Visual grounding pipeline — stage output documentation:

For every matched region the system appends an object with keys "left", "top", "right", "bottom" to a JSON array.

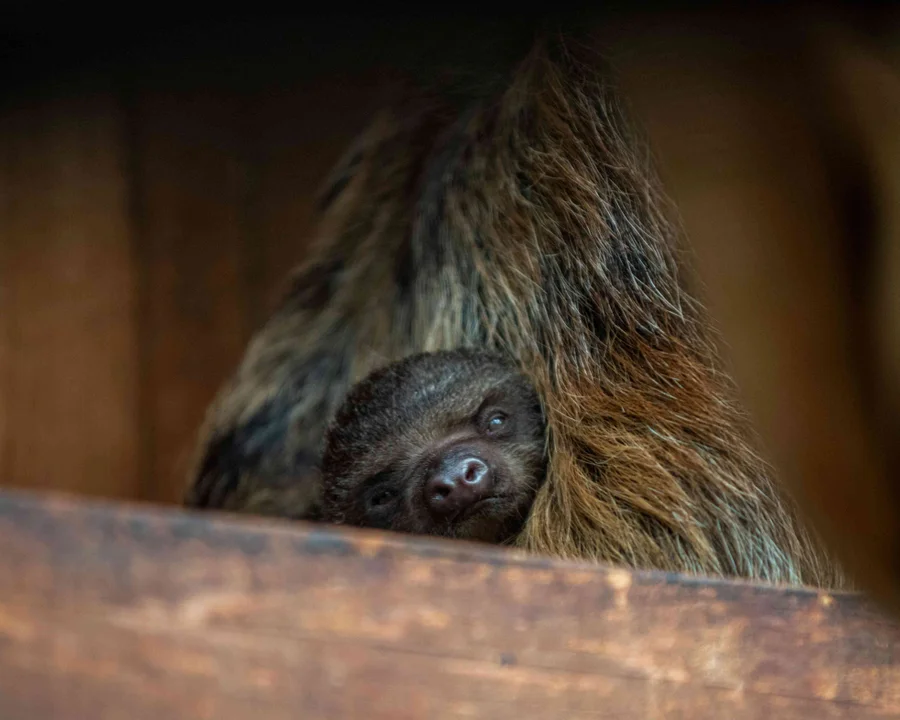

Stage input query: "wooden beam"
[{"left": 0, "top": 489, "right": 897, "bottom": 718}]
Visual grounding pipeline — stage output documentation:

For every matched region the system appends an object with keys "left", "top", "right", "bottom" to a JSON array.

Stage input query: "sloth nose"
[{"left": 424, "top": 457, "right": 492, "bottom": 518}]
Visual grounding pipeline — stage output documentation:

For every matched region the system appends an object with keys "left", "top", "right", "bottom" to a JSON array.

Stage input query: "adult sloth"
[{"left": 184, "top": 40, "right": 841, "bottom": 589}]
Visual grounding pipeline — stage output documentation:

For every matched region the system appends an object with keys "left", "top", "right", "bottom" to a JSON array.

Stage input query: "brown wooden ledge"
[{"left": 0, "top": 488, "right": 897, "bottom": 719}]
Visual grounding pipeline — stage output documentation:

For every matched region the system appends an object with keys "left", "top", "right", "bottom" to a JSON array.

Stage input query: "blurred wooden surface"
[
  {"left": 0, "top": 91, "right": 140, "bottom": 500},
  {"left": 0, "top": 487, "right": 897, "bottom": 719},
  {"left": 0, "top": 61, "right": 382, "bottom": 505}
]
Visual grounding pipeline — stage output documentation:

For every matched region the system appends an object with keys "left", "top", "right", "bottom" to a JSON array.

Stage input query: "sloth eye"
[
  {"left": 368, "top": 487, "right": 399, "bottom": 509},
  {"left": 485, "top": 412, "right": 508, "bottom": 433}
]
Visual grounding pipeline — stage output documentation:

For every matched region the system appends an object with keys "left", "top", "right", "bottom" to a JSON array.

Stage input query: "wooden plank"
[
  {"left": 0, "top": 92, "right": 139, "bottom": 500},
  {"left": 0, "top": 488, "right": 898, "bottom": 719},
  {"left": 132, "top": 91, "right": 252, "bottom": 505},
  {"left": 0, "top": 114, "right": 9, "bottom": 486}
]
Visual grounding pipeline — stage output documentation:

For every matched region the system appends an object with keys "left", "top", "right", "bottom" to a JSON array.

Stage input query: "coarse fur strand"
[{"left": 185, "top": 40, "right": 844, "bottom": 589}]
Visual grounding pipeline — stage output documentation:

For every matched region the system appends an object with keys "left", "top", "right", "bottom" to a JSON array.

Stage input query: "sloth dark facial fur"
[{"left": 321, "top": 349, "right": 547, "bottom": 544}]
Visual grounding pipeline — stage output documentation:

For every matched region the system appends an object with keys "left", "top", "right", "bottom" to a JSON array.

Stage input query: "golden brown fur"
[{"left": 184, "top": 41, "right": 843, "bottom": 588}]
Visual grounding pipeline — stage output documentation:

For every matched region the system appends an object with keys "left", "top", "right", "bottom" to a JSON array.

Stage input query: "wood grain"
[
  {"left": 0, "top": 113, "right": 9, "bottom": 487},
  {"left": 132, "top": 91, "right": 252, "bottom": 505},
  {"left": 0, "top": 91, "right": 139, "bottom": 499},
  {"left": 0, "top": 488, "right": 898, "bottom": 719}
]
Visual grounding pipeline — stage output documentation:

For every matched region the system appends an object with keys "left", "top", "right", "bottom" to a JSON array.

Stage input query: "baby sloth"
[{"left": 321, "top": 349, "right": 547, "bottom": 544}]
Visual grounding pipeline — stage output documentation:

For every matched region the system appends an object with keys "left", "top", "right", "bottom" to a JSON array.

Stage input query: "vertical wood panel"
[
  {"left": 0, "top": 92, "right": 139, "bottom": 499},
  {"left": 133, "top": 92, "right": 251, "bottom": 504},
  {"left": 0, "top": 118, "right": 9, "bottom": 485}
]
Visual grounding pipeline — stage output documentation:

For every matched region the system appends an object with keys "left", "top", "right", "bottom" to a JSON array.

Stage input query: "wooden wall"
[{"left": 0, "top": 58, "right": 385, "bottom": 505}]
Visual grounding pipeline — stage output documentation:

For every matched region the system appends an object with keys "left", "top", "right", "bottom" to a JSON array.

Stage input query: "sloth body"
[{"left": 186, "top": 42, "right": 842, "bottom": 588}]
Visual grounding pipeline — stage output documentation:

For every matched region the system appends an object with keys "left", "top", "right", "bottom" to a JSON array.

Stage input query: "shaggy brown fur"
[{"left": 184, "top": 41, "right": 843, "bottom": 588}]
